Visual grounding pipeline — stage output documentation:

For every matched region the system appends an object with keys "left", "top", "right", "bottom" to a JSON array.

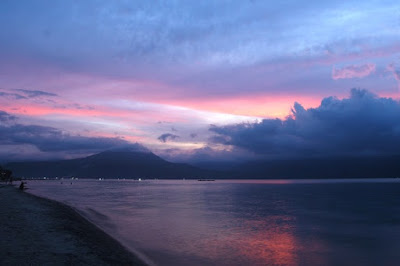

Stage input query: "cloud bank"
[
  {"left": 0, "top": 110, "right": 129, "bottom": 155},
  {"left": 210, "top": 89, "right": 400, "bottom": 159}
]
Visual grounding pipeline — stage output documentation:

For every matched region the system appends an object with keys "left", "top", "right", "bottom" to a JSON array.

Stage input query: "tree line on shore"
[{"left": 0, "top": 165, "right": 13, "bottom": 183}]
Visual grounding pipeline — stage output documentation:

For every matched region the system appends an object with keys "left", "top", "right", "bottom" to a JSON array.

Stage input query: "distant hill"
[
  {"left": 7, "top": 150, "right": 400, "bottom": 179},
  {"left": 228, "top": 155, "right": 400, "bottom": 179},
  {"left": 6, "top": 151, "right": 214, "bottom": 179}
]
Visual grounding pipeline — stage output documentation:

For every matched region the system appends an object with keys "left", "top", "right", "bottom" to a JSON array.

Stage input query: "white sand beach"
[{"left": 0, "top": 184, "right": 146, "bottom": 266}]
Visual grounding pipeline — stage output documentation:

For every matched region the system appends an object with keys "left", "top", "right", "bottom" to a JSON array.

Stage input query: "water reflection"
[
  {"left": 26, "top": 179, "right": 400, "bottom": 266},
  {"left": 237, "top": 217, "right": 297, "bottom": 265}
]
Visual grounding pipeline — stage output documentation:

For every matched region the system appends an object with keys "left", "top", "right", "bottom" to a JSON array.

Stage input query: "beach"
[{"left": 0, "top": 184, "right": 146, "bottom": 266}]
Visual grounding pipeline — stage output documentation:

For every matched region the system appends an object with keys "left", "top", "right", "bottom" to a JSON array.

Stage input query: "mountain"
[
  {"left": 8, "top": 150, "right": 400, "bottom": 179},
  {"left": 6, "top": 151, "right": 214, "bottom": 179}
]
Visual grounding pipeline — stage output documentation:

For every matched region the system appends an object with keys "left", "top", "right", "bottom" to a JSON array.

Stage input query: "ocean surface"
[{"left": 26, "top": 179, "right": 400, "bottom": 266}]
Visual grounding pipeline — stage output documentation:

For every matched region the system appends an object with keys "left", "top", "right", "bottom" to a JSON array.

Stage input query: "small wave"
[
  {"left": 81, "top": 207, "right": 118, "bottom": 231},
  {"left": 86, "top": 207, "right": 111, "bottom": 220}
]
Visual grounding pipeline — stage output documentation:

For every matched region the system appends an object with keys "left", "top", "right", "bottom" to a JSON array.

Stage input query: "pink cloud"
[
  {"left": 164, "top": 93, "right": 322, "bottom": 119},
  {"left": 332, "top": 63, "right": 376, "bottom": 80}
]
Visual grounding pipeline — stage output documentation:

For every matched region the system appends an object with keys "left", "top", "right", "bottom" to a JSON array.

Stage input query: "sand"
[{"left": 0, "top": 184, "right": 146, "bottom": 266}]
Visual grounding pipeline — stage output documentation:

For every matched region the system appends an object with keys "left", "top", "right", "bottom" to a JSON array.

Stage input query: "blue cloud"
[
  {"left": 1, "top": 0, "right": 399, "bottom": 99},
  {"left": 0, "top": 111, "right": 129, "bottom": 152},
  {"left": 210, "top": 89, "right": 400, "bottom": 158}
]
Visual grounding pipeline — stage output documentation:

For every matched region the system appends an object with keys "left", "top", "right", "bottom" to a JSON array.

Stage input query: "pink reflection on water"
[
  {"left": 26, "top": 179, "right": 338, "bottom": 265},
  {"left": 233, "top": 217, "right": 328, "bottom": 265},
  {"left": 238, "top": 216, "right": 298, "bottom": 265}
]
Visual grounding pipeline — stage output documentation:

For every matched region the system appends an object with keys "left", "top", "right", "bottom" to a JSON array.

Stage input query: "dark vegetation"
[{"left": 0, "top": 165, "right": 13, "bottom": 182}]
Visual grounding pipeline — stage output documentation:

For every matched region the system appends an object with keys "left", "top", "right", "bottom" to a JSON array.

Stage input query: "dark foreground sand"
[{"left": 0, "top": 184, "right": 146, "bottom": 266}]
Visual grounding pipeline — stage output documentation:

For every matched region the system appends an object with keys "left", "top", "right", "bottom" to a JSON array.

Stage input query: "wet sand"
[{"left": 0, "top": 184, "right": 146, "bottom": 265}]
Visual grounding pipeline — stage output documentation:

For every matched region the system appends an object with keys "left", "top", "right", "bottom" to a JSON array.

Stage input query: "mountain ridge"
[
  {"left": 6, "top": 151, "right": 400, "bottom": 179},
  {"left": 6, "top": 150, "right": 214, "bottom": 179}
]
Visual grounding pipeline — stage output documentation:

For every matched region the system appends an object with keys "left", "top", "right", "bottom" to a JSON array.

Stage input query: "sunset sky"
[{"left": 1, "top": 0, "right": 400, "bottom": 162}]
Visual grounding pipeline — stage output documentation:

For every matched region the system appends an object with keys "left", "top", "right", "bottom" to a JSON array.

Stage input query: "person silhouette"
[{"left": 19, "top": 181, "right": 25, "bottom": 190}]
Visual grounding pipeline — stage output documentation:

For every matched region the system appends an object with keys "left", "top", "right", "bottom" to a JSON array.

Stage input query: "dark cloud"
[
  {"left": 156, "top": 146, "right": 256, "bottom": 169},
  {"left": 0, "top": 91, "right": 27, "bottom": 100},
  {"left": 0, "top": 119, "right": 129, "bottom": 152},
  {"left": 0, "top": 110, "right": 17, "bottom": 122},
  {"left": 178, "top": 146, "right": 250, "bottom": 162},
  {"left": 158, "top": 133, "right": 179, "bottom": 143},
  {"left": 107, "top": 143, "right": 150, "bottom": 153},
  {"left": 15, "top": 89, "right": 58, "bottom": 98},
  {"left": 0, "top": 89, "right": 57, "bottom": 100},
  {"left": 190, "top": 133, "right": 198, "bottom": 138},
  {"left": 210, "top": 89, "right": 400, "bottom": 158}
]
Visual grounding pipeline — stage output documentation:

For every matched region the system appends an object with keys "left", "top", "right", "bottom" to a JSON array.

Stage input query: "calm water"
[{"left": 26, "top": 179, "right": 400, "bottom": 266}]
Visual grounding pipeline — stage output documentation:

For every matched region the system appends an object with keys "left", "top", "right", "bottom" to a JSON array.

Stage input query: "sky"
[{"left": 1, "top": 0, "right": 400, "bottom": 163}]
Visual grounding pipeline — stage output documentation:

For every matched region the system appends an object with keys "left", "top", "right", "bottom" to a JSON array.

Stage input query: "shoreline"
[{"left": 0, "top": 184, "right": 147, "bottom": 265}]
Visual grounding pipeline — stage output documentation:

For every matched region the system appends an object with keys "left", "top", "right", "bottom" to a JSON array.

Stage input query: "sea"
[{"left": 26, "top": 179, "right": 400, "bottom": 266}]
